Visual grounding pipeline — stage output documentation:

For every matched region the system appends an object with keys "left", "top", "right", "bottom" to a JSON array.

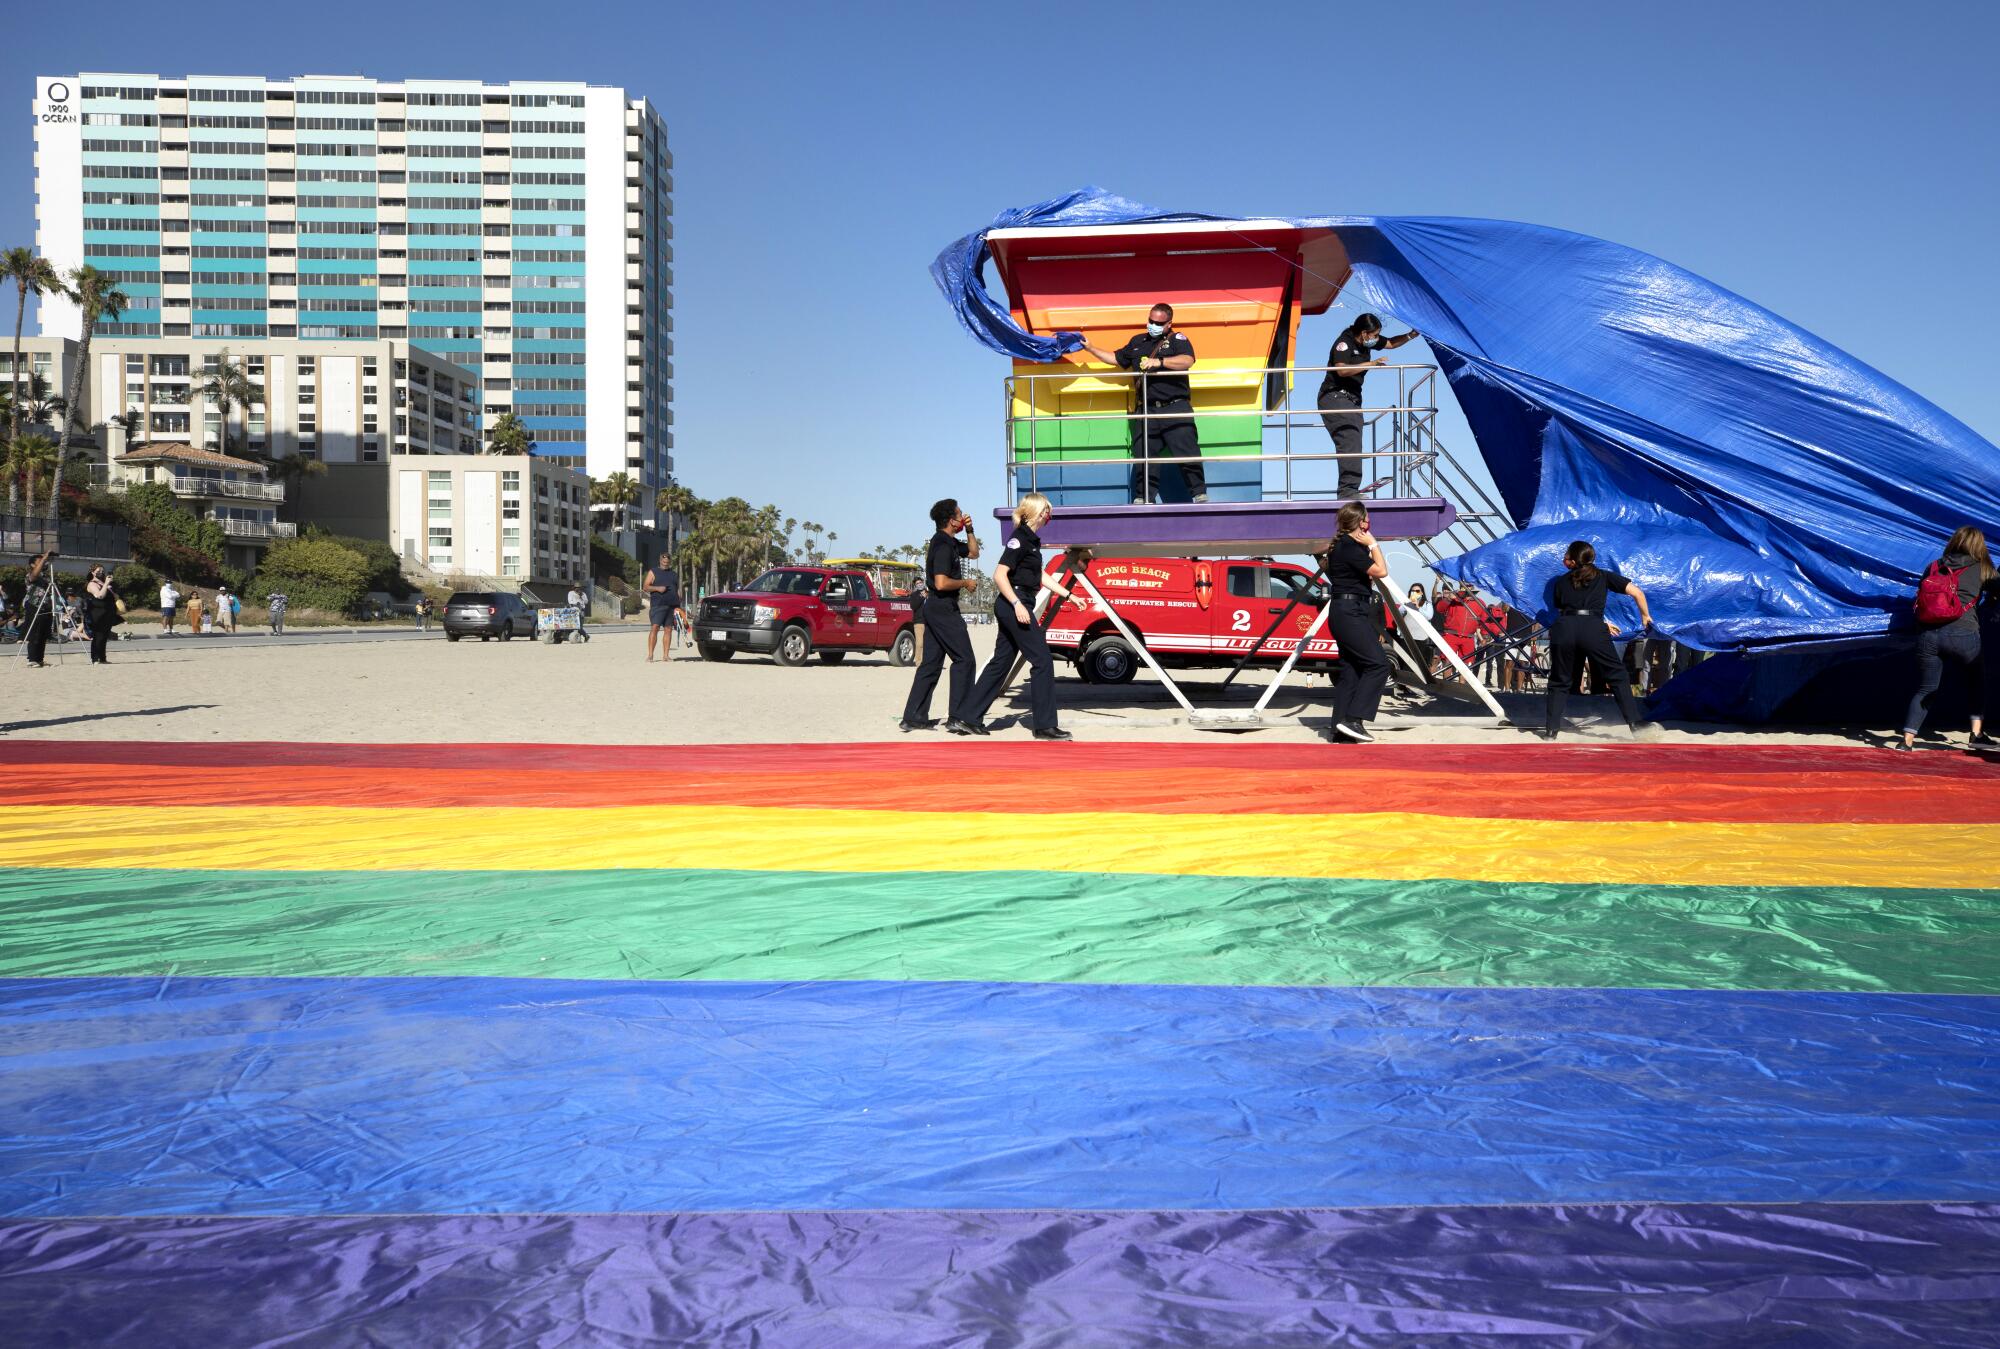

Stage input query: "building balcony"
[
  {"left": 214, "top": 517, "right": 298, "bottom": 540},
  {"left": 115, "top": 475, "right": 286, "bottom": 502}
]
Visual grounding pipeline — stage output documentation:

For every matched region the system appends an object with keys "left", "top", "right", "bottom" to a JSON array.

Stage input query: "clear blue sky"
[{"left": 8, "top": 0, "right": 1997, "bottom": 561}]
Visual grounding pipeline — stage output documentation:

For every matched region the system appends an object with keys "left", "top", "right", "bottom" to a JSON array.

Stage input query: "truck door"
[
  {"left": 819, "top": 573, "right": 859, "bottom": 645},
  {"left": 1221, "top": 564, "right": 1287, "bottom": 657},
  {"left": 846, "top": 574, "right": 888, "bottom": 648}
]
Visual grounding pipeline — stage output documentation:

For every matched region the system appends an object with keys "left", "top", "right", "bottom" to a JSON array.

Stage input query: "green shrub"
[
  {"left": 591, "top": 536, "right": 641, "bottom": 588},
  {"left": 112, "top": 562, "right": 160, "bottom": 599},
  {"left": 121, "top": 483, "right": 226, "bottom": 572},
  {"left": 301, "top": 527, "right": 412, "bottom": 597},
  {"left": 253, "top": 536, "right": 373, "bottom": 615}
]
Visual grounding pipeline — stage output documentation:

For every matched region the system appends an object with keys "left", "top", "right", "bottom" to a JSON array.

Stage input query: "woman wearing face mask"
[
  {"left": 1319, "top": 502, "right": 1393, "bottom": 743},
  {"left": 1319, "top": 313, "right": 1419, "bottom": 499},
  {"left": 961, "top": 492, "right": 1079, "bottom": 740},
  {"left": 84, "top": 565, "right": 121, "bottom": 664}
]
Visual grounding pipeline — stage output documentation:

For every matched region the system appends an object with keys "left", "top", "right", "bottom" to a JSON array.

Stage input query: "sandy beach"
[{"left": 1, "top": 622, "right": 1891, "bottom": 747}]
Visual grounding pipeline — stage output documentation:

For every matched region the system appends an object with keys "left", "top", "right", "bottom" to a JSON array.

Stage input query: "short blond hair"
[{"left": 1014, "top": 492, "right": 1052, "bottom": 526}]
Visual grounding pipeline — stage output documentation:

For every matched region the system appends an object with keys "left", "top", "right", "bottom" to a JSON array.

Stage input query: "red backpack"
[{"left": 1914, "top": 560, "right": 1971, "bottom": 626}]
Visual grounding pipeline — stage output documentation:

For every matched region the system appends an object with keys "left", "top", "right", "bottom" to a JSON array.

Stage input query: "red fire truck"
[{"left": 1043, "top": 557, "right": 1343, "bottom": 684}]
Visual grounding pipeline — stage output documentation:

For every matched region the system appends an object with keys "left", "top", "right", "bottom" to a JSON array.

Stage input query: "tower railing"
[{"left": 1003, "top": 362, "right": 1512, "bottom": 554}]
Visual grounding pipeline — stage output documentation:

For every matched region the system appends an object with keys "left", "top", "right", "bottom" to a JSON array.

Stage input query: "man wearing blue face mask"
[
  {"left": 1319, "top": 312, "right": 1420, "bottom": 499},
  {"left": 1080, "top": 303, "right": 1204, "bottom": 505}
]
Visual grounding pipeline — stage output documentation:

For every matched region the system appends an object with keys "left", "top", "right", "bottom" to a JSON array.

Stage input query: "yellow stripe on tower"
[{"left": 2, "top": 806, "right": 1993, "bottom": 889}]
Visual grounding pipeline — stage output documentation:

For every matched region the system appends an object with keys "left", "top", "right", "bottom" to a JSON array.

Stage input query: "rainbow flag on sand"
[{"left": 3, "top": 740, "right": 1999, "bottom": 1341}]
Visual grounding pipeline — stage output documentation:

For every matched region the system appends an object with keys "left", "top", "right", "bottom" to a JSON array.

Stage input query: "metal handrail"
[{"left": 1004, "top": 361, "right": 1446, "bottom": 503}]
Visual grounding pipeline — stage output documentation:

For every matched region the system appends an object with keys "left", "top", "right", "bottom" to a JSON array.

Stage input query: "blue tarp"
[{"left": 933, "top": 189, "right": 1999, "bottom": 652}]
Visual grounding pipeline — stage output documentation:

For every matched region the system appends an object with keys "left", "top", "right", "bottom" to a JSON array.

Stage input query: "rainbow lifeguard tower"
[
  {"left": 985, "top": 216, "right": 1501, "bottom": 558},
  {"left": 967, "top": 213, "right": 1508, "bottom": 722}
]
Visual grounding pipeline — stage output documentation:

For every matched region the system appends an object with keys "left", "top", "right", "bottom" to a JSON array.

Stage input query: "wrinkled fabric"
[
  {"left": 7, "top": 1203, "right": 2000, "bottom": 1348},
  {"left": 6, "top": 739, "right": 1999, "bottom": 1339},
  {"left": 5, "top": 869, "right": 2000, "bottom": 995},
  {"left": 933, "top": 189, "right": 2000, "bottom": 654},
  {"left": 8, "top": 978, "right": 2000, "bottom": 1218}
]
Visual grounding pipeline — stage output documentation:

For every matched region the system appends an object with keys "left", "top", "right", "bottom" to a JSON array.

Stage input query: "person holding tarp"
[
  {"left": 1542, "top": 541, "right": 1660, "bottom": 741},
  {"left": 1318, "top": 313, "right": 1421, "bottom": 499},
  {"left": 1317, "top": 503, "right": 1392, "bottom": 743},
  {"left": 1898, "top": 525, "right": 1996, "bottom": 751},
  {"left": 1079, "top": 303, "right": 1205, "bottom": 505}
]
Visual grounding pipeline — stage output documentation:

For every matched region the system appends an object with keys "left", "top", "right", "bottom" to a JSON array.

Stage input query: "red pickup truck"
[
  {"left": 1043, "top": 556, "right": 1343, "bottom": 683},
  {"left": 695, "top": 567, "right": 918, "bottom": 667}
]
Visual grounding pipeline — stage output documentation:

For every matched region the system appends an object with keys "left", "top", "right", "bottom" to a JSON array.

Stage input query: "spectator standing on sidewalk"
[{"left": 159, "top": 578, "right": 180, "bottom": 635}]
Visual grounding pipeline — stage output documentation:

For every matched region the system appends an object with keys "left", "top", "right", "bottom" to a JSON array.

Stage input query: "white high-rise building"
[{"left": 31, "top": 72, "right": 673, "bottom": 491}]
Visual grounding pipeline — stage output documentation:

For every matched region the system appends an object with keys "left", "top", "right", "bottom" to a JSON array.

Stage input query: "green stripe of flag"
[{"left": 3, "top": 868, "right": 1996, "bottom": 994}]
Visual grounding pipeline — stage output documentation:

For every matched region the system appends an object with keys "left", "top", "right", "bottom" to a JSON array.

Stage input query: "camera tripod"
[{"left": 11, "top": 563, "right": 71, "bottom": 667}]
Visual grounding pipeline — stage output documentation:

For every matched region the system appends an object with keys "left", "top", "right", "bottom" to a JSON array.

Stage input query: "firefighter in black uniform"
[
  {"left": 900, "top": 498, "right": 981, "bottom": 732},
  {"left": 1542, "top": 539, "right": 1657, "bottom": 740},
  {"left": 1319, "top": 312, "right": 1420, "bottom": 499},
  {"left": 1317, "top": 503, "right": 1392, "bottom": 743},
  {"left": 962, "top": 491, "right": 1076, "bottom": 740},
  {"left": 1080, "top": 303, "right": 1205, "bottom": 505}
]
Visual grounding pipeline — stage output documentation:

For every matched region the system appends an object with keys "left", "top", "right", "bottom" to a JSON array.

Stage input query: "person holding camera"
[
  {"left": 1079, "top": 303, "right": 1205, "bottom": 504},
  {"left": 84, "top": 565, "right": 121, "bottom": 664},
  {"left": 962, "top": 492, "right": 1076, "bottom": 740},
  {"left": 1318, "top": 503, "right": 1392, "bottom": 743},
  {"left": 20, "top": 550, "right": 57, "bottom": 667},
  {"left": 901, "top": 498, "right": 981, "bottom": 732}
]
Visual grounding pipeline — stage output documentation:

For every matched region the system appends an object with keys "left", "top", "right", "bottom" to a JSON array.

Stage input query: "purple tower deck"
[{"left": 992, "top": 498, "right": 1457, "bottom": 557}]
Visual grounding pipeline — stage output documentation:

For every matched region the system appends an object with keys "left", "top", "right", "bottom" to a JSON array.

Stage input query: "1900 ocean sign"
[{"left": 40, "top": 80, "right": 76, "bottom": 124}]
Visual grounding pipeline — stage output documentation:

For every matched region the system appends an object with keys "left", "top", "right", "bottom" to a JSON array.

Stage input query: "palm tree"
[
  {"left": 12, "top": 373, "right": 65, "bottom": 432},
  {"left": 595, "top": 470, "right": 639, "bottom": 529},
  {"left": 8, "top": 434, "right": 58, "bottom": 520},
  {"left": 487, "top": 412, "right": 532, "bottom": 454},
  {"left": 192, "top": 348, "right": 259, "bottom": 458},
  {"left": 55, "top": 266, "right": 128, "bottom": 516},
  {"left": 102, "top": 405, "right": 143, "bottom": 452},
  {"left": 3, "top": 248, "right": 64, "bottom": 449},
  {"left": 657, "top": 482, "right": 698, "bottom": 560}
]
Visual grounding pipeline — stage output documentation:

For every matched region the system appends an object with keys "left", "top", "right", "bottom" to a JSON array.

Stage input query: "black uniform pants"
[
  {"left": 965, "top": 595, "right": 1058, "bottom": 732},
  {"left": 1328, "top": 594, "right": 1390, "bottom": 726},
  {"left": 1902, "top": 623, "right": 1983, "bottom": 735},
  {"left": 1546, "top": 616, "right": 1644, "bottom": 732},
  {"left": 903, "top": 597, "right": 974, "bottom": 723},
  {"left": 1318, "top": 388, "right": 1365, "bottom": 496},
  {"left": 1131, "top": 400, "right": 1205, "bottom": 503},
  {"left": 24, "top": 610, "right": 53, "bottom": 664}
]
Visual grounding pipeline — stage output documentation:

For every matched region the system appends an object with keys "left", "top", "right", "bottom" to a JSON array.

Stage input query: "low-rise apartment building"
[
  {"left": 294, "top": 453, "right": 588, "bottom": 586},
  {"left": 3, "top": 335, "right": 480, "bottom": 465}
]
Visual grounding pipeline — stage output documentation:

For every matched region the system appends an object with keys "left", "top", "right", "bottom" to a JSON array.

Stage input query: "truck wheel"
[
  {"left": 774, "top": 623, "right": 812, "bottom": 667},
  {"left": 1082, "top": 634, "right": 1138, "bottom": 685},
  {"left": 447, "top": 633, "right": 461, "bottom": 642},
  {"left": 698, "top": 642, "right": 734, "bottom": 662},
  {"left": 889, "top": 628, "right": 916, "bottom": 666},
  {"left": 817, "top": 650, "right": 847, "bottom": 664}
]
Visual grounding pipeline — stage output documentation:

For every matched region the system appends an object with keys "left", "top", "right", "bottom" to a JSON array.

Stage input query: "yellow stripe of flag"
[{"left": 2, "top": 805, "right": 1994, "bottom": 889}]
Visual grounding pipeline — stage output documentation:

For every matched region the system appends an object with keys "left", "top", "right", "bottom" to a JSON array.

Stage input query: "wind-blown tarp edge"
[{"left": 934, "top": 188, "right": 2000, "bottom": 660}]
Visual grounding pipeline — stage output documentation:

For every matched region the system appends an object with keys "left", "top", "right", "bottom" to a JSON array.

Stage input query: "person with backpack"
[{"left": 1899, "top": 525, "right": 1996, "bottom": 751}]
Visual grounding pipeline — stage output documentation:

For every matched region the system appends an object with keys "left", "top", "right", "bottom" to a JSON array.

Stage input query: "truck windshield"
[{"left": 743, "top": 571, "right": 825, "bottom": 595}]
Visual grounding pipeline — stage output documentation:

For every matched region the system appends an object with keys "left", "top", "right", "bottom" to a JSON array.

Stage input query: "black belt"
[{"left": 1559, "top": 608, "right": 1602, "bottom": 617}]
